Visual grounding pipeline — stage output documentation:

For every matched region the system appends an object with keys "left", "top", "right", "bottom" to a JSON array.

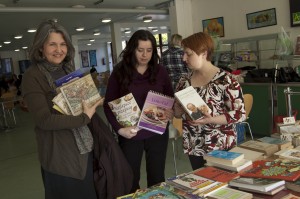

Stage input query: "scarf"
[{"left": 37, "top": 60, "right": 93, "bottom": 154}]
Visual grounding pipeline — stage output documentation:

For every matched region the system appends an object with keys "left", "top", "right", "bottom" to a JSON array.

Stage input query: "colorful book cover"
[
  {"left": 60, "top": 74, "right": 101, "bottom": 116},
  {"left": 204, "top": 150, "right": 244, "bottom": 165},
  {"left": 132, "top": 187, "right": 184, "bottom": 199},
  {"left": 279, "top": 149, "right": 300, "bottom": 161},
  {"left": 54, "top": 69, "right": 83, "bottom": 87},
  {"left": 174, "top": 86, "right": 211, "bottom": 120},
  {"left": 193, "top": 166, "right": 239, "bottom": 183},
  {"left": 108, "top": 93, "right": 141, "bottom": 127},
  {"left": 52, "top": 92, "right": 72, "bottom": 115},
  {"left": 206, "top": 187, "right": 253, "bottom": 199},
  {"left": 169, "top": 173, "right": 215, "bottom": 190},
  {"left": 137, "top": 91, "right": 174, "bottom": 134},
  {"left": 240, "top": 158, "right": 300, "bottom": 182}
]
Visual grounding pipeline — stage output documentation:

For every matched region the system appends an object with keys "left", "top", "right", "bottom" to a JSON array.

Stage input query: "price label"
[{"left": 283, "top": 116, "right": 296, "bottom": 124}]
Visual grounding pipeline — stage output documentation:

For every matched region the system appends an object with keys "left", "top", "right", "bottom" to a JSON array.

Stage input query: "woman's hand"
[
  {"left": 188, "top": 111, "right": 212, "bottom": 126},
  {"left": 118, "top": 126, "right": 140, "bottom": 139},
  {"left": 83, "top": 97, "right": 104, "bottom": 119}
]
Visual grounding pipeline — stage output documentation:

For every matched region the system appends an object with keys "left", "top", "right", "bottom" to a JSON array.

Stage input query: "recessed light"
[
  {"left": 89, "top": 39, "right": 95, "bottom": 42},
  {"left": 14, "top": 35, "right": 23, "bottom": 39},
  {"left": 101, "top": 18, "right": 111, "bottom": 23},
  {"left": 0, "top": 45, "right": 2, "bottom": 47},
  {"left": 152, "top": 29, "right": 158, "bottom": 32},
  {"left": 15, "top": 49, "right": 20, "bottom": 52},
  {"left": 76, "top": 27, "right": 85, "bottom": 31},
  {"left": 27, "top": 28, "right": 37, "bottom": 33},
  {"left": 22, "top": 46, "right": 28, "bottom": 49},
  {"left": 4, "top": 41, "right": 11, "bottom": 44},
  {"left": 93, "top": 32, "right": 101, "bottom": 36},
  {"left": 124, "top": 30, "right": 131, "bottom": 34},
  {"left": 143, "top": 16, "right": 152, "bottom": 23},
  {"left": 87, "top": 43, "right": 92, "bottom": 46}
]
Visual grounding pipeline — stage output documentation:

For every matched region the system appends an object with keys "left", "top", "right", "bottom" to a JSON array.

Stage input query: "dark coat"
[{"left": 88, "top": 114, "right": 133, "bottom": 199}]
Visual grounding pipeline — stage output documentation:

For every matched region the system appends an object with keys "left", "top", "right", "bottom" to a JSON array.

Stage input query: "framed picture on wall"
[
  {"left": 89, "top": 50, "right": 97, "bottom": 67},
  {"left": 81, "top": 50, "right": 89, "bottom": 68},
  {"left": 202, "top": 17, "right": 224, "bottom": 37},
  {"left": 289, "top": 0, "right": 300, "bottom": 27},
  {"left": 246, "top": 8, "right": 277, "bottom": 29}
]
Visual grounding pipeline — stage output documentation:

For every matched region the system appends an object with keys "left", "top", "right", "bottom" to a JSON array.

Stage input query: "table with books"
[{"left": 118, "top": 138, "right": 300, "bottom": 199}]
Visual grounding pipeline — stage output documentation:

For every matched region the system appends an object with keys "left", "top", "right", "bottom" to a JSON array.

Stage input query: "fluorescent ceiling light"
[
  {"left": 22, "top": 46, "right": 28, "bottom": 49},
  {"left": 124, "top": 30, "right": 131, "bottom": 34},
  {"left": 76, "top": 27, "right": 85, "bottom": 31},
  {"left": 4, "top": 41, "right": 11, "bottom": 44},
  {"left": 15, "top": 49, "right": 20, "bottom": 52},
  {"left": 14, "top": 35, "right": 23, "bottom": 39},
  {"left": 152, "top": 29, "right": 158, "bottom": 32},
  {"left": 87, "top": 43, "right": 92, "bottom": 46},
  {"left": 101, "top": 18, "right": 111, "bottom": 23},
  {"left": 93, "top": 32, "right": 101, "bottom": 36},
  {"left": 143, "top": 16, "right": 152, "bottom": 23},
  {"left": 0, "top": 45, "right": 2, "bottom": 47},
  {"left": 89, "top": 39, "right": 95, "bottom": 42},
  {"left": 27, "top": 28, "right": 37, "bottom": 33}
]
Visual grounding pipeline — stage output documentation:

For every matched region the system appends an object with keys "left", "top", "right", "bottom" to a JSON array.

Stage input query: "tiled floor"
[{"left": 0, "top": 106, "right": 192, "bottom": 199}]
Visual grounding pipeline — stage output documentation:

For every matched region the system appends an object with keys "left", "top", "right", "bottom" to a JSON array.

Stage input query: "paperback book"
[
  {"left": 60, "top": 74, "right": 102, "bottom": 116},
  {"left": 229, "top": 146, "right": 265, "bottom": 161},
  {"left": 240, "top": 158, "right": 300, "bottom": 182},
  {"left": 54, "top": 69, "right": 84, "bottom": 87},
  {"left": 204, "top": 150, "right": 244, "bottom": 165},
  {"left": 193, "top": 166, "right": 239, "bottom": 183},
  {"left": 108, "top": 93, "right": 141, "bottom": 127},
  {"left": 137, "top": 91, "right": 174, "bottom": 134},
  {"left": 239, "top": 140, "right": 279, "bottom": 156},
  {"left": 278, "top": 149, "right": 300, "bottom": 161},
  {"left": 52, "top": 92, "right": 72, "bottom": 115},
  {"left": 174, "top": 86, "right": 211, "bottom": 120},
  {"left": 206, "top": 158, "right": 252, "bottom": 172},
  {"left": 237, "top": 185, "right": 285, "bottom": 196},
  {"left": 285, "top": 179, "right": 300, "bottom": 192},
  {"left": 257, "top": 136, "right": 292, "bottom": 150},
  {"left": 206, "top": 187, "right": 253, "bottom": 199}
]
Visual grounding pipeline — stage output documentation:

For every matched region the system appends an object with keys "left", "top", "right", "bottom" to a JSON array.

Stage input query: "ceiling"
[{"left": 0, "top": 0, "right": 172, "bottom": 52}]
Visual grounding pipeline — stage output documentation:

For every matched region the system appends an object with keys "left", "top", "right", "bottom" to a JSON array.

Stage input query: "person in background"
[
  {"left": 103, "top": 30, "right": 174, "bottom": 192},
  {"left": 161, "top": 34, "right": 189, "bottom": 91},
  {"left": 90, "top": 66, "right": 101, "bottom": 94},
  {"left": 22, "top": 19, "right": 104, "bottom": 199},
  {"left": 173, "top": 32, "right": 246, "bottom": 170}
]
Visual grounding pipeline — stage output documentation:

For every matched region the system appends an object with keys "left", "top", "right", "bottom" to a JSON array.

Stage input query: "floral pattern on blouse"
[{"left": 175, "top": 69, "right": 246, "bottom": 156}]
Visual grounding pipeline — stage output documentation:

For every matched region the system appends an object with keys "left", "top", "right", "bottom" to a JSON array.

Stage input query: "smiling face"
[
  {"left": 135, "top": 40, "right": 153, "bottom": 67},
  {"left": 42, "top": 32, "right": 67, "bottom": 65}
]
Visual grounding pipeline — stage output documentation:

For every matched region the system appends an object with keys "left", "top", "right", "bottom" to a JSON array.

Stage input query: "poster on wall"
[
  {"left": 81, "top": 50, "right": 89, "bottom": 67},
  {"left": 89, "top": 50, "right": 97, "bottom": 67},
  {"left": 202, "top": 17, "right": 224, "bottom": 37},
  {"left": 289, "top": 0, "right": 300, "bottom": 27}
]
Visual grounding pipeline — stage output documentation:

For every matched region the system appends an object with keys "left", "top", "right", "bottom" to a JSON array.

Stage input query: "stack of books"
[
  {"left": 204, "top": 150, "right": 253, "bottom": 172},
  {"left": 239, "top": 140, "right": 279, "bottom": 157},
  {"left": 257, "top": 136, "right": 293, "bottom": 150}
]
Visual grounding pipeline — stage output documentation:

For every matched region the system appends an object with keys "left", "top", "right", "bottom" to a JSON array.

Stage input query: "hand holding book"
[{"left": 82, "top": 97, "right": 104, "bottom": 119}]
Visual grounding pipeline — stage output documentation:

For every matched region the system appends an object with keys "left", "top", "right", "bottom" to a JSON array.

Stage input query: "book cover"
[
  {"left": 137, "top": 91, "right": 174, "bottom": 134},
  {"left": 204, "top": 150, "right": 244, "bottom": 165},
  {"left": 257, "top": 136, "right": 292, "bottom": 150},
  {"left": 174, "top": 86, "right": 211, "bottom": 120},
  {"left": 132, "top": 187, "right": 184, "bottom": 199},
  {"left": 108, "top": 93, "right": 141, "bottom": 127},
  {"left": 206, "top": 187, "right": 253, "bottom": 199},
  {"left": 252, "top": 189, "right": 300, "bottom": 199},
  {"left": 193, "top": 166, "right": 239, "bottom": 183},
  {"left": 60, "top": 74, "right": 101, "bottom": 116},
  {"left": 237, "top": 185, "right": 285, "bottom": 196},
  {"left": 285, "top": 179, "right": 300, "bottom": 193},
  {"left": 157, "top": 182, "right": 202, "bottom": 199},
  {"left": 240, "top": 158, "right": 300, "bottom": 182},
  {"left": 206, "top": 158, "right": 252, "bottom": 172},
  {"left": 278, "top": 149, "right": 300, "bottom": 161},
  {"left": 229, "top": 177, "right": 285, "bottom": 192},
  {"left": 169, "top": 173, "right": 215, "bottom": 191},
  {"left": 52, "top": 92, "right": 72, "bottom": 115},
  {"left": 229, "top": 147, "right": 265, "bottom": 161},
  {"left": 116, "top": 193, "right": 134, "bottom": 199},
  {"left": 239, "top": 140, "right": 279, "bottom": 156},
  {"left": 192, "top": 181, "right": 227, "bottom": 197},
  {"left": 54, "top": 69, "right": 83, "bottom": 87}
]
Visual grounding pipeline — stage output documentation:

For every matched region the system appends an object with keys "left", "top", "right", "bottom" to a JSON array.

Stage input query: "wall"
[{"left": 0, "top": 50, "right": 28, "bottom": 75}]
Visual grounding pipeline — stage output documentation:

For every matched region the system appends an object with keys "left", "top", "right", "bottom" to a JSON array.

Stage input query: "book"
[
  {"left": 174, "top": 86, "right": 211, "bottom": 120},
  {"left": 278, "top": 149, "right": 300, "bottom": 161},
  {"left": 192, "top": 181, "right": 227, "bottom": 197},
  {"left": 237, "top": 185, "right": 285, "bottom": 196},
  {"left": 193, "top": 166, "right": 240, "bottom": 183},
  {"left": 131, "top": 187, "right": 183, "bottom": 199},
  {"left": 257, "top": 136, "right": 292, "bottom": 150},
  {"left": 108, "top": 93, "right": 141, "bottom": 127},
  {"left": 229, "top": 147, "right": 265, "bottom": 161},
  {"left": 206, "top": 187, "right": 253, "bottom": 199},
  {"left": 229, "top": 177, "right": 285, "bottom": 192},
  {"left": 240, "top": 158, "right": 300, "bottom": 182},
  {"left": 252, "top": 189, "right": 300, "bottom": 199},
  {"left": 54, "top": 69, "right": 84, "bottom": 87},
  {"left": 59, "top": 74, "right": 102, "bottom": 116},
  {"left": 280, "top": 193, "right": 300, "bottom": 199},
  {"left": 239, "top": 140, "right": 279, "bottom": 156},
  {"left": 52, "top": 92, "right": 72, "bottom": 115},
  {"left": 285, "top": 179, "right": 300, "bottom": 192},
  {"left": 116, "top": 193, "right": 133, "bottom": 199},
  {"left": 137, "top": 91, "right": 174, "bottom": 134},
  {"left": 206, "top": 158, "right": 252, "bottom": 172},
  {"left": 204, "top": 150, "right": 245, "bottom": 166}
]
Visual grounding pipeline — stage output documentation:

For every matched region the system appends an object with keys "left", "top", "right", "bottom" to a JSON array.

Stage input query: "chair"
[
  {"left": 237, "top": 93, "right": 254, "bottom": 142},
  {"left": 169, "top": 117, "right": 183, "bottom": 175},
  {"left": 0, "top": 91, "right": 17, "bottom": 127}
]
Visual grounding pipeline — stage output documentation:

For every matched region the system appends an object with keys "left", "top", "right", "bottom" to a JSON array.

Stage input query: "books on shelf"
[
  {"left": 229, "top": 177, "right": 285, "bottom": 193},
  {"left": 137, "top": 91, "right": 174, "bottom": 134},
  {"left": 193, "top": 166, "right": 240, "bottom": 183},
  {"left": 203, "top": 150, "right": 245, "bottom": 166},
  {"left": 257, "top": 136, "right": 292, "bottom": 150},
  {"left": 174, "top": 86, "right": 211, "bottom": 120},
  {"left": 206, "top": 187, "right": 253, "bottom": 199},
  {"left": 108, "top": 93, "right": 141, "bottom": 127},
  {"left": 239, "top": 140, "right": 279, "bottom": 156},
  {"left": 229, "top": 146, "right": 265, "bottom": 161},
  {"left": 59, "top": 74, "right": 102, "bottom": 116},
  {"left": 240, "top": 158, "right": 300, "bottom": 182},
  {"left": 206, "top": 158, "right": 252, "bottom": 172}
]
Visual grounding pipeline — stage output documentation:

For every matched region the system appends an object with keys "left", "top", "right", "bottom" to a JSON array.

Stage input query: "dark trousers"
[
  {"left": 188, "top": 155, "right": 207, "bottom": 170},
  {"left": 41, "top": 153, "right": 97, "bottom": 199},
  {"left": 119, "top": 132, "right": 169, "bottom": 193}
]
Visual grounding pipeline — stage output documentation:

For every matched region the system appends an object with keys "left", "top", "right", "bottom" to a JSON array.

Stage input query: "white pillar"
[{"left": 110, "top": 23, "right": 123, "bottom": 65}]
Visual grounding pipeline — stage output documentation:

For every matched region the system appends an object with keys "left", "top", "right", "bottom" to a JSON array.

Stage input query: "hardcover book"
[
  {"left": 239, "top": 140, "right": 279, "bottom": 156},
  {"left": 174, "top": 86, "right": 211, "bottom": 120},
  {"left": 137, "top": 91, "right": 174, "bottom": 134},
  {"left": 229, "top": 147, "right": 265, "bottom": 161},
  {"left": 60, "top": 74, "right": 102, "bottom": 116},
  {"left": 237, "top": 185, "right": 285, "bottom": 196},
  {"left": 240, "top": 158, "right": 300, "bottom": 182},
  {"left": 52, "top": 92, "right": 72, "bottom": 115},
  {"left": 278, "top": 149, "right": 300, "bottom": 161},
  {"left": 206, "top": 187, "right": 253, "bottom": 199},
  {"left": 204, "top": 150, "right": 245, "bottom": 165},
  {"left": 54, "top": 69, "right": 83, "bottom": 87},
  {"left": 285, "top": 179, "right": 300, "bottom": 193},
  {"left": 257, "top": 136, "right": 292, "bottom": 150},
  {"left": 206, "top": 158, "right": 252, "bottom": 172},
  {"left": 229, "top": 177, "right": 285, "bottom": 192},
  {"left": 108, "top": 93, "right": 141, "bottom": 127},
  {"left": 193, "top": 166, "right": 240, "bottom": 183}
]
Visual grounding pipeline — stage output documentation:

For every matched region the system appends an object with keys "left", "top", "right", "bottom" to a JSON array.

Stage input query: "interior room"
[{"left": 1, "top": 0, "right": 300, "bottom": 198}]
